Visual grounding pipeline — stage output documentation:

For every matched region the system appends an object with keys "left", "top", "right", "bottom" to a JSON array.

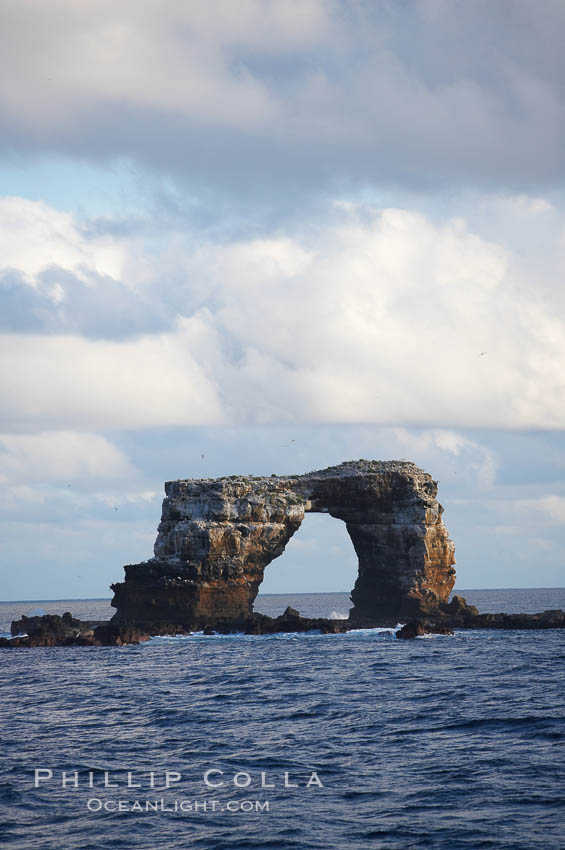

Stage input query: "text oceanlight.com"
[{"left": 87, "top": 798, "right": 270, "bottom": 813}]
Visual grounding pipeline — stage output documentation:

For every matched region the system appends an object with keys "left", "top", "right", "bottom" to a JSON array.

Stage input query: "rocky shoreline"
[{"left": 2, "top": 597, "right": 564, "bottom": 647}]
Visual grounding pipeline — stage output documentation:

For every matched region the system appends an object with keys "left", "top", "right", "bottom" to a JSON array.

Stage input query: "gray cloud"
[
  {"left": 1, "top": 0, "right": 564, "bottom": 199},
  {"left": 0, "top": 267, "right": 170, "bottom": 338},
  {"left": 0, "top": 271, "right": 48, "bottom": 332}
]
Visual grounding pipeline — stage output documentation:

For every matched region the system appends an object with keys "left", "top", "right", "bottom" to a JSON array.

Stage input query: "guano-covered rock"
[{"left": 110, "top": 460, "right": 456, "bottom": 629}]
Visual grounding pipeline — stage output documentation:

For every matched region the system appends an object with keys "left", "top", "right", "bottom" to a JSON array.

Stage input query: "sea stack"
[{"left": 110, "top": 460, "right": 456, "bottom": 630}]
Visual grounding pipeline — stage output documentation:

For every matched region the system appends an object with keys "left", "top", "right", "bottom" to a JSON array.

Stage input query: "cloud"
[
  {"left": 0, "top": 197, "right": 169, "bottom": 338},
  {"left": 0, "top": 431, "right": 135, "bottom": 483},
  {"left": 175, "top": 206, "right": 565, "bottom": 430},
  {"left": 1, "top": 198, "right": 565, "bottom": 430},
  {"left": 536, "top": 495, "right": 565, "bottom": 524},
  {"left": 0, "top": 197, "right": 123, "bottom": 282},
  {"left": 389, "top": 428, "right": 498, "bottom": 490},
  {"left": 0, "top": 324, "right": 224, "bottom": 430},
  {"left": 1, "top": 1, "right": 565, "bottom": 194}
]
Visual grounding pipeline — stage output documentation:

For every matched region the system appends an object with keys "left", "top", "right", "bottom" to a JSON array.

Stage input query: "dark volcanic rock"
[
  {"left": 439, "top": 595, "right": 480, "bottom": 623},
  {"left": 463, "top": 609, "right": 565, "bottom": 630},
  {"left": 2, "top": 614, "right": 151, "bottom": 647},
  {"left": 111, "top": 459, "right": 456, "bottom": 630},
  {"left": 396, "top": 620, "right": 426, "bottom": 639},
  {"left": 427, "top": 621, "right": 455, "bottom": 635},
  {"left": 206, "top": 612, "right": 348, "bottom": 636},
  {"left": 444, "top": 594, "right": 479, "bottom": 616},
  {"left": 280, "top": 606, "right": 300, "bottom": 620},
  {"left": 1, "top": 606, "right": 564, "bottom": 649},
  {"left": 10, "top": 613, "right": 94, "bottom": 646},
  {"left": 422, "top": 606, "right": 565, "bottom": 633},
  {"left": 396, "top": 619, "right": 454, "bottom": 639},
  {"left": 93, "top": 623, "right": 151, "bottom": 645},
  {"left": 11, "top": 612, "right": 77, "bottom": 637}
]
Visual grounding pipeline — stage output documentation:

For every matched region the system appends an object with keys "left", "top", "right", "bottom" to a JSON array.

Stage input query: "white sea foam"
[
  {"left": 345, "top": 626, "right": 399, "bottom": 637},
  {"left": 146, "top": 622, "right": 408, "bottom": 644},
  {"left": 329, "top": 610, "right": 348, "bottom": 620},
  {"left": 149, "top": 633, "right": 196, "bottom": 642}
]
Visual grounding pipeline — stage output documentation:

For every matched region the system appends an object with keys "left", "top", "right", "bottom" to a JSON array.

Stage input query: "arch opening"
[{"left": 254, "top": 512, "right": 358, "bottom": 617}]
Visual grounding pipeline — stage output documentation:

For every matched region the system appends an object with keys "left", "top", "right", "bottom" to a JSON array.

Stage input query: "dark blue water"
[{"left": 1, "top": 590, "right": 564, "bottom": 850}]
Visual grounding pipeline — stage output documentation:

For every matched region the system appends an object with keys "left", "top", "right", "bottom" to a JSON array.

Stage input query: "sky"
[{"left": 1, "top": 0, "right": 564, "bottom": 601}]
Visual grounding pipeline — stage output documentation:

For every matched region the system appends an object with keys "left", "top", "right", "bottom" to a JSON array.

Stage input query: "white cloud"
[
  {"left": 501, "top": 195, "right": 554, "bottom": 216},
  {"left": 1, "top": 197, "right": 565, "bottom": 431},
  {"left": 0, "top": 324, "right": 224, "bottom": 430},
  {"left": 537, "top": 496, "right": 565, "bottom": 524},
  {"left": 0, "top": 197, "right": 124, "bottom": 284},
  {"left": 0, "top": 431, "right": 135, "bottom": 483},
  {"left": 459, "top": 492, "right": 565, "bottom": 530},
  {"left": 189, "top": 207, "right": 564, "bottom": 430},
  {"left": 95, "top": 490, "right": 158, "bottom": 508},
  {"left": 381, "top": 427, "right": 498, "bottom": 491}
]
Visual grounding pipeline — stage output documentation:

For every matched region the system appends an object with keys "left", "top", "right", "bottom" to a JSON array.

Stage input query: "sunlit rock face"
[{"left": 110, "top": 460, "right": 456, "bottom": 628}]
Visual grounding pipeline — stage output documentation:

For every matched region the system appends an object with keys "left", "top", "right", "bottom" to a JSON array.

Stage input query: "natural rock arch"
[{"left": 111, "top": 460, "right": 456, "bottom": 628}]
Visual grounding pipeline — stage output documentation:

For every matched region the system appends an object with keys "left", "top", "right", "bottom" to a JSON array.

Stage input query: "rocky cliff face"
[{"left": 111, "top": 460, "right": 456, "bottom": 628}]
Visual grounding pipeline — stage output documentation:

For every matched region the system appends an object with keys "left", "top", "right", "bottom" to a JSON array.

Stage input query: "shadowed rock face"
[{"left": 110, "top": 460, "right": 456, "bottom": 628}]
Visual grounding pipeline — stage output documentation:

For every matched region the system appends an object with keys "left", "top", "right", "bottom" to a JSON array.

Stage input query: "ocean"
[{"left": 1, "top": 589, "right": 564, "bottom": 850}]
